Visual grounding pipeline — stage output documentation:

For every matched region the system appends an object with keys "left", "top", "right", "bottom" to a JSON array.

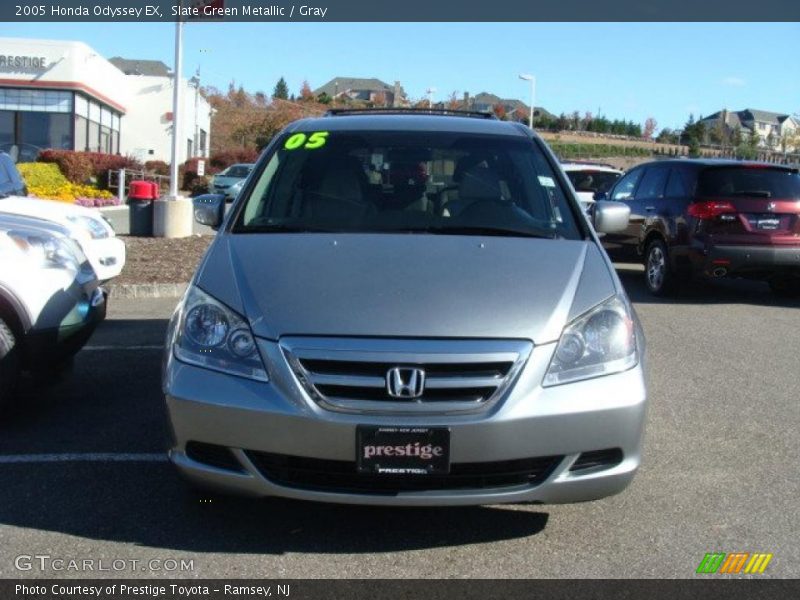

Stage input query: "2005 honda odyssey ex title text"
[{"left": 162, "top": 109, "right": 647, "bottom": 506}]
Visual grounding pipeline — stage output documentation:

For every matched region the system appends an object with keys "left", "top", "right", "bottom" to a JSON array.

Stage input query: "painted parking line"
[
  {"left": 82, "top": 345, "right": 163, "bottom": 351},
  {"left": 0, "top": 453, "right": 168, "bottom": 464}
]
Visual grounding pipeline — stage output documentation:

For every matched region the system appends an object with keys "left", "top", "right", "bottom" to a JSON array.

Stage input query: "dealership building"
[{"left": 0, "top": 37, "right": 211, "bottom": 164}]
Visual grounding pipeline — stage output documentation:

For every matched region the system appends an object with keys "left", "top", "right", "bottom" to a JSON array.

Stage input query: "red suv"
[{"left": 600, "top": 159, "right": 800, "bottom": 295}]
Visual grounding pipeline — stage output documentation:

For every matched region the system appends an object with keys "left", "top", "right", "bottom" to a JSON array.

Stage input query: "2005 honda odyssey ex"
[{"left": 163, "top": 109, "right": 646, "bottom": 506}]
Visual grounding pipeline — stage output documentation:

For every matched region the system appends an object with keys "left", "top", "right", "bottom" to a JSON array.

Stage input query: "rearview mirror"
[
  {"left": 193, "top": 194, "right": 226, "bottom": 229},
  {"left": 592, "top": 201, "right": 630, "bottom": 233}
]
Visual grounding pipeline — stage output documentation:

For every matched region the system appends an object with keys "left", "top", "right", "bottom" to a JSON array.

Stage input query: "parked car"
[
  {"left": 163, "top": 109, "right": 646, "bottom": 506},
  {"left": 0, "top": 152, "right": 126, "bottom": 281},
  {"left": 561, "top": 162, "right": 622, "bottom": 212},
  {"left": 0, "top": 213, "right": 106, "bottom": 408},
  {"left": 598, "top": 159, "right": 800, "bottom": 296},
  {"left": 210, "top": 163, "right": 255, "bottom": 200}
]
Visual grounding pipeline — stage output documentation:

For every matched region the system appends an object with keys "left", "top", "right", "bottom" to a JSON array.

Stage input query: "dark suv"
[{"left": 600, "top": 159, "right": 800, "bottom": 295}]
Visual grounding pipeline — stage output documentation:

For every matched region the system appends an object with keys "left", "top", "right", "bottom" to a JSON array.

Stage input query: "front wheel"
[
  {"left": 644, "top": 239, "right": 675, "bottom": 296},
  {"left": 0, "top": 319, "right": 20, "bottom": 410}
]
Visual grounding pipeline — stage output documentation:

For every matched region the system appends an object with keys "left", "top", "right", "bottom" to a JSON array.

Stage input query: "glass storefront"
[{"left": 0, "top": 88, "right": 121, "bottom": 159}]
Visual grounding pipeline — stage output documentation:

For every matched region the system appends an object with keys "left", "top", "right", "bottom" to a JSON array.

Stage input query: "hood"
[
  {"left": 197, "top": 234, "right": 613, "bottom": 344},
  {"left": 0, "top": 195, "right": 99, "bottom": 229}
]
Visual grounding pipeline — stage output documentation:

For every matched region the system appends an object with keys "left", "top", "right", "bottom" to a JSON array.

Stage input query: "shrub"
[
  {"left": 38, "top": 150, "right": 142, "bottom": 189},
  {"left": 209, "top": 148, "right": 259, "bottom": 171},
  {"left": 18, "top": 162, "right": 113, "bottom": 204},
  {"left": 17, "top": 162, "right": 67, "bottom": 189},
  {"left": 145, "top": 160, "right": 169, "bottom": 175},
  {"left": 189, "top": 175, "right": 210, "bottom": 196},
  {"left": 180, "top": 157, "right": 220, "bottom": 191}
]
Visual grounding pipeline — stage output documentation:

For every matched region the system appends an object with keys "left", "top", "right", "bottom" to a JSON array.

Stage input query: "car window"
[
  {"left": 697, "top": 166, "right": 800, "bottom": 199},
  {"left": 665, "top": 169, "right": 688, "bottom": 197},
  {"left": 224, "top": 165, "right": 251, "bottom": 178},
  {"left": 636, "top": 167, "right": 669, "bottom": 200},
  {"left": 566, "top": 170, "right": 621, "bottom": 194},
  {"left": 611, "top": 169, "right": 642, "bottom": 201},
  {"left": 235, "top": 131, "right": 583, "bottom": 240}
]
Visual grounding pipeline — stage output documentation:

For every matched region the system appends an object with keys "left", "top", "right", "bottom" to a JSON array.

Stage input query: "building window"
[
  {"left": 0, "top": 111, "right": 13, "bottom": 147},
  {"left": 88, "top": 120, "right": 100, "bottom": 152},
  {"left": 187, "top": 138, "right": 193, "bottom": 159},
  {"left": 74, "top": 115, "right": 88, "bottom": 151},
  {"left": 199, "top": 129, "right": 207, "bottom": 157}
]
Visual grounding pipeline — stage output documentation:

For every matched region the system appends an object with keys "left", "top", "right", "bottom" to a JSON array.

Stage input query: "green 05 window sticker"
[{"left": 284, "top": 131, "right": 329, "bottom": 150}]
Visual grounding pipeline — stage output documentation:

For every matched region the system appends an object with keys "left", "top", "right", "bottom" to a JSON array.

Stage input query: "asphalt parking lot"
[{"left": 1, "top": 265, "right": 798, "bottom": 579}]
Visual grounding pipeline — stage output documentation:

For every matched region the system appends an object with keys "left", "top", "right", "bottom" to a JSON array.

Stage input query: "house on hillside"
[
  {"left": 699, "top": 108, "right": 799, "bottom": 150},
  {"left": 313, "top": 77, "right": 407, "bottom": 107},
  {"left": 464, "top": 92, "right": 552, "bottom": 123}
]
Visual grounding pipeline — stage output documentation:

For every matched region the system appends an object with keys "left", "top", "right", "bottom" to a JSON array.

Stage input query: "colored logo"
[{"left": 696, "top": 552, "right": 773, "bottom": 574}]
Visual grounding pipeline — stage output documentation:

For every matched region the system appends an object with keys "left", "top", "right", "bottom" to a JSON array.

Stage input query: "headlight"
[
  {"left": 67, "top": 215, "right": 110, "bottom": 239},
  {"left": 173, "top": 286, "right": 268, "bottom": 382},
  {"left": 543, "top": 294, "right": 638, "bottom": 387},
  {"left": 7, "top": 230, "right": 81, "bottom": 272}
]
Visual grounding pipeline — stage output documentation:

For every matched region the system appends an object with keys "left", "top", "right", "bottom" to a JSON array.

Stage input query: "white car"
[
  {"left": 0, "top": 213, "right": 106, "bottom": 407},
  {"left": 0, "top": 152, "right": 126, "bottom": 281},
  {"left": 561, "top": 162, "right": 623, "bottom": 212}
]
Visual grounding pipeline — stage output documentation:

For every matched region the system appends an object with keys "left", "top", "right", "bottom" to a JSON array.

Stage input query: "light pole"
[
  {"left": 519, "top": 73, "right": 535, "bottom": 128},
  {"left": 426, "top": 87, "right": 437, "bottom": 109}
]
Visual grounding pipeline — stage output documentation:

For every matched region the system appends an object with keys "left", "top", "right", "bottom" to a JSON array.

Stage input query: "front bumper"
[
  {"left": 164, "top": 341, "right": 648, "bottom": 506},
  {"left": 690, "top": 243, "right": 800, "bottom": 277},
  {"left": 85, "top": 236, "right": 126, "bottom": 281},
  {"left": 24, "top": 287, "right": 106, "bottom": 366}
]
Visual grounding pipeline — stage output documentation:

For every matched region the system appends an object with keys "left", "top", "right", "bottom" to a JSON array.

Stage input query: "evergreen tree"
[{"left": 273, "top": 77, "right": 289, "bottom": 100}]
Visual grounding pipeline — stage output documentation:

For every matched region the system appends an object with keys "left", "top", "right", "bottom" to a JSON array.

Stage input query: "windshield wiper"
[
  {"left": 236, "top": 224, "right": 336, "bottom": 233},
  {"left": 422, "top": 225, "right": 559, "bottom": 239}
]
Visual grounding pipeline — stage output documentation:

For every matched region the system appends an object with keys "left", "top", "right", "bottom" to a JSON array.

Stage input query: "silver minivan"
[{"left": 163, "top": 110, "right": 646, "bottom": 506}]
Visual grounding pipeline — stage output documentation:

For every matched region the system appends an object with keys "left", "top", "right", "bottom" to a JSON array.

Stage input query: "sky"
[{"left": 6, "top": 21, "right": 799, "bottom": 131}]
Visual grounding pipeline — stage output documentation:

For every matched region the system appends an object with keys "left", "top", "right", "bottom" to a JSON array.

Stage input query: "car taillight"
[{"left": 688, "top": 201, "right": 737, "bottom": 220}]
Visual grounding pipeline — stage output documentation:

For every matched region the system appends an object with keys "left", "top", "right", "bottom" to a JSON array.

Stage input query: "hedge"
[
  {"left": 38, "top": 149, "right": 142, "bottom": 188},
  {"left": 17, "top": 162, "right": 115, "bottom": 205}
]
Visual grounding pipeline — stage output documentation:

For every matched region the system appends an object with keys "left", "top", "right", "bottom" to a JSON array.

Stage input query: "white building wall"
[{"left": 119, "top": 75, "right": 211, "bottom": 164}]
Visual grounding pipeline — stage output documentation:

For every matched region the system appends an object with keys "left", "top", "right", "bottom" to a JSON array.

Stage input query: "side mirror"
[
  {"left": 593, "top": 191, "right": 608, "bottom": 202},
  {"left": 593, "top": 200, "right": 630, "bottom": 233},
  {"left": 193, "top": 194, "right": 225, "bottom": 229}
]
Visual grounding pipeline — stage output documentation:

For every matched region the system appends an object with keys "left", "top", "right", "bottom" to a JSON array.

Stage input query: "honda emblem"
[{"left": 386, "top": 367, "right": 426, "bottom": 399}]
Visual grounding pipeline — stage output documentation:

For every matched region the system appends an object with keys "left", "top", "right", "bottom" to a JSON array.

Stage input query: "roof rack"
[{"left": 324, "top": 107, "right": 497, "bottom": 119}]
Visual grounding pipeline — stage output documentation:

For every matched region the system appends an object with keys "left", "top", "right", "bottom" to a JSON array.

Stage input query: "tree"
[
  {"left": 273, "top": 77, "right": 289, "bottom": 100},
  {"left": 372, "top": 91, "right": 387, "bottom": 107},
  {"left": 299, "top": 80, "right": 314, "bottom": 102},
  {"left": 446, "top": 91, "right": 461, "bottom": 110},
  {"left": 643, "top": 117, "right": 658, "bottom": 140},
  {"left": 492, "top": 103, "right": 507, "bottom": 120}
]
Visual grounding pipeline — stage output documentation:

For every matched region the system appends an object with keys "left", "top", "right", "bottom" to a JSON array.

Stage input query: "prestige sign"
[{"left": 0, "top": 55, "right": 49, "bottom": 70}]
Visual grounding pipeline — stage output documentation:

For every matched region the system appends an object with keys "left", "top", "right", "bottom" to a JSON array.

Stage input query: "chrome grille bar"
[{"left": 280, "top": 337, "right": 532, "bottom": 415}]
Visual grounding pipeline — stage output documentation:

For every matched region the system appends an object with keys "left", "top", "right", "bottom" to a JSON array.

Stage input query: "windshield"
[
  {"left": 697, "top": 166, "right": 800, "bottom": 199},
  {"left": 235, "top": 131, "right": 582, "bottom": 239},
  {"left": 566, "top": 170, "right": 620, "bottom": 194},
  {"left": 222, "top": 165, "right": 252, "bottom": 178}
]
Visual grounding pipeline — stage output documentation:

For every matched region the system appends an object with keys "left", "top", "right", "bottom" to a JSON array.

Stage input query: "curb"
[{"left": 107, "top": 282, "right": 188, "bottom": 299}]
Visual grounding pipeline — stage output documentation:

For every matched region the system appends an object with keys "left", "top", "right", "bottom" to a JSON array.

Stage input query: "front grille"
[
  {"left": 246, "top": 451, "right": 563, "bottom": 495},
  {"left": 281, "top": 337, "right": 532, "bottom": 415}
]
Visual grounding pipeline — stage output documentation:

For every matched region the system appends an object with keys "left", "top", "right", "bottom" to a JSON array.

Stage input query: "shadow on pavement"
[
  {"left": 0, "top": 462, "right": 549, "bottom": 554},
  {"left": 616, "top": 263, "right": 800, "bottom": 309}
]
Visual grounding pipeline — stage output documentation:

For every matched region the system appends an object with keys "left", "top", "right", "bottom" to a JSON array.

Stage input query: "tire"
[
  {"left": 769, "top": 277, "right": 800, "bottom": 297},
  {"left": 0, "top": 318, "right": 20, "bottom": 409},
  {"left": 644, "top": 239, "right": 675, "bottom": 296}
]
